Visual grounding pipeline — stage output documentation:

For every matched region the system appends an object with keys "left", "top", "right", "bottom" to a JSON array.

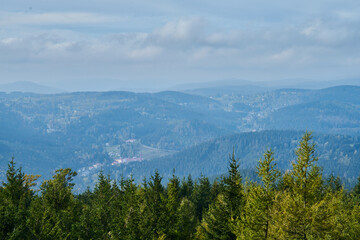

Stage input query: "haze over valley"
[{"left": 0, "top": 83, "right": 359, "bottom": 189}]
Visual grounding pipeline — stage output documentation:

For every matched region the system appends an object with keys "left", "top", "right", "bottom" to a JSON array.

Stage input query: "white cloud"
[
  {"left": 1, "top": 38, "right": 19, "bottom": 45},
  {"left": 127, "top": 46, "right": 162, "bottom": 60},
  {"left": 270, "top": 49, "right": 294, "bottom": 61},
  {"left": 1, "top": 3, "right": 360, "bottom": 87},
  {"left": 154, "top": 18, "right": 205, "bottom": 40},
  {"left": 0, "top": 11, "right": 123, "bottom": 26},
  {"left": 301, "top": 19, "right": 359, "bottom": 46}
]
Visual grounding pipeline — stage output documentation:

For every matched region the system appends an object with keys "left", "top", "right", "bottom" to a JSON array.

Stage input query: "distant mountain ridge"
[
  {"left": 0, "top": 81, "right": 64, "bottom": 94},
  {"left": 0, "top": 85, "right": 359, "bottom": 189}
]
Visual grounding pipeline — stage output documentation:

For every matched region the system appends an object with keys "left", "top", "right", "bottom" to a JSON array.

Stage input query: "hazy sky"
[{"left": 1, "top": 0, "right": 360, "bottom": 91}]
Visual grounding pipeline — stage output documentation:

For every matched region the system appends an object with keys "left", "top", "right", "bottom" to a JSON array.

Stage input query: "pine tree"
[
  {"left": 0, "top": 158, "right": 38, "bottom": 240},
  {"left": 197, "top": 152, "right": 243, "bottom": 240},
  {"left": 120, "top": 177, "right": 141, "bottom": 240},
  {"left": 91, "top": 171, "right": 114, "bottom": 239},
  {"left": 166, "top": 171, "right": 181, "bottom": 239},
  {"left": 139, "top": 170, "right": 168, "bottom": 239},
  {"left": 241, "top": 149, "right": 280, "bottom": 239},
  {"left": 223, "top": 151, "right": 243, "bottom": 219},
  {"left": 326, "top": 174, "right": 342, "bottom": 193},
  {"left": 196, "top": 194, "right": 235, "bottom": 240},
  {"left": 192, "top": 174, "right": 211, "bottom": 221},
  {"left": 180, "top": 175, "right": 194, "bottom": 199},
  {"left": 177, "top": 197, "right": 197, "bottom": 240},
  {"left": 274, "top": 132, "right": 338, "bottom": 239},
  {"left": 28, "top": 168, "right": 77, "bottom": 240}
]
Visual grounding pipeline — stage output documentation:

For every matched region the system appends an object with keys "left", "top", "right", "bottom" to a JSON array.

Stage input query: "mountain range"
[{"left": 0, "top": 84, "right": 359, "bottom": 189}]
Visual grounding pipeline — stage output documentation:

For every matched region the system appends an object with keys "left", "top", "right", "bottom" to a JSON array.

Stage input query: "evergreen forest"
[{"left": 2, "top": 132, "right": 360, "bottom": 239}]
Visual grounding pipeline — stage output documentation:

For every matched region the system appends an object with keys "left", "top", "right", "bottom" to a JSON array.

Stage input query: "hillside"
[
  {"left": 105, "top": 130, "right": 360, "bottom": 187},
  {"left": 0, "top": 86, "right": 360, "bottom": 187},
  {"left": 0, "top": 91, "right": 229, "bottom": 179},
  {"left": 204, "top": 85, "right": 360, "bottom": 135}
]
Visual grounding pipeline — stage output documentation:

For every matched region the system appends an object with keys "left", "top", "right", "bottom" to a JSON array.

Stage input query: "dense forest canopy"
[{"left": 1, "top": 132, "right": 360, "bottom": 239}]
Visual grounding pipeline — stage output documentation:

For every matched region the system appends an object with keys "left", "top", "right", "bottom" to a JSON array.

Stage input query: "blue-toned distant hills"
[{"left": 0, "top": 85, "right": 359, "bottom": 189}]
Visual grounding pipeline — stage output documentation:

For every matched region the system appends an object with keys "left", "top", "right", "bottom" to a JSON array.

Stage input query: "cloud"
[
  {"left": 153, "top": 18, "right": 206, "bottom": 42},
  {"left": 1, "top": 16, "right": 359, "bottom": 65},
  {"left": 127, "top": 46, "right": 162, "bottom": 60},
  {"left": 0, "top": 11, "right": 123, "bottom": 26},
  {"left": 301, "top": 20, "right": 354, "bottom": 45},
  {"left": 270, "top": 49, "right": 294, "bottom": 61},
  {"left": 1, "top": 2, "right": 360, "bottom": 87}
]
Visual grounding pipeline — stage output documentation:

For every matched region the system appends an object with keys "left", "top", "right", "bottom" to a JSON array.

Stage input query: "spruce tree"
[
  {"left": 28, "top": 168, "right": 77, "bottom": 240},
  {"left": 197, "top": 152, "right": 242, "bottom": 240},
  {"left": 0, "top": 158, "right": 37, "bottom": 240},
  {"left": 166, "top": 171, "right": 181, "bottom": 239},
  {"left": 241, "top": 149, "right": 280, "bottom": 239},
  {"left": 91, "top": 171, "right": 114, "bottom": 239},
  {"left": 223, "top": 151, "right": 243, "bottom": 220},
  {"left": 177, "top": 197, "right": 197, "bottom": 240},
  {"left": 139, "top": 170, "right": 168, "bottom": 239},
  {"left": 180, "top": 175, "right": 194, "bottom": 199},
  {"left": 326, "top": 174, "right": 342, "bottom": 193},
  {"left": 274, "top": 132, "right": 338, "bottom": 239},
  {"left": 120, "top": 177, "right": 141, "bottom": 240},
  {"left": 196, "top": 194, "right": 235, "bottom": 240},
  {"left": 192, "top": 174, "right": 211, "bottom": 221}
]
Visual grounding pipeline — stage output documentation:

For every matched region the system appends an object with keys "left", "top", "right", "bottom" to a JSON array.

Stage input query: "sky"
[{"left": 1, "top": 0, "right": 360, "bottom": 91}]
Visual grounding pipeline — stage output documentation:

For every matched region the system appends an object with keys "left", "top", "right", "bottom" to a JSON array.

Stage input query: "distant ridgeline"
[
  {"left": 2, "top": 132, "right": 360, "bottom": 239},
  {"left": 0, "top": 86, "right": 359, "bottom": 189}
]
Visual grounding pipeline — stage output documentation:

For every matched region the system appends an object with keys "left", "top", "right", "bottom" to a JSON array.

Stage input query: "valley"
[{"left": 0, "top": 85, "right": 360, "bottom": 189}]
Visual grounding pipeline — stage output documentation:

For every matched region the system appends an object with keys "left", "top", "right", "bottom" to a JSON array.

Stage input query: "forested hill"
[
  {"left": 106, "top": 130, "right": 360, "bottom": 187},
  {"left": 0, "top": 85, "right": 360, "bottom": 188},
  {"left": 2, "top": 133, "right": 360, "bottom": 239}
]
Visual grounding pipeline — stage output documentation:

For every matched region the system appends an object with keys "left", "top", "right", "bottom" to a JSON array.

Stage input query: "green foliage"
[
  {"left": 223, "top": 151, "right": 243, "bottom": 219},
  {"left": 197, "top": 194, "right": 236, "bottom": 240},
  {"left": 0, "top": 158, "right": 37, "bottom": 240},
  {"left": 177, "top": 198, "right": 197, "bottom": 240},
  {"left": 1, "top": 132, "right": 360, "bottom": 240},
  {"left": 273, "top": 132, "right": 340, "bottom": 239},
  {"left": 192, "top": 175, "right": 212, "bottom": 221},
  {"left": 28, "top": 168, "right": 78, "bottom": 240},
  {"left": 138, "top": 170, "right": 169, "bottom": 239},
  {"left": 90, "top": 171, "right": 114, "bottom": 239},
  {"left": 240, "top": 149, "right": 280, "bottom": 239},
  {"left": 353, "top": 176, "right": 360, "bottom": 196}
]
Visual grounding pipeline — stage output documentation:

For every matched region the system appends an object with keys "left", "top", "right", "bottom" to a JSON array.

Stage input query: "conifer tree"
[
  {"left": 223, "top": 151, "right": 243, "bottom": 219},
  {"left": 166, "top": 171, "right": 181, "bottom": 239},
  {"left": 119, "top": 177, "right": 141, "bottom": 240},
  {"left": 274, "top": 132, "right": 338, "bottom": 239},
  {"left": 177, "top": 197, "right": 197, "bottom": 240},
  {"left": 0, "top": 158, "right": 38, "bottom": 240},
  {"left": 241, "top": 149, "right": 280, "bottom": 239},
  {"left": 91, "top": 171, "right": 114, "bottom": 239},
  {"left": 196, "top": 194, "right": 235, "bottom": 240},
  {"left": 197, "top": 152, "right": 242, "bottom": 240},
  {"left": 192, "top": 174, "right": 211, "bottom": 221},
  {"left": 180, "top": 175, "right": 194, "bottom": 199},
  {"left": 139, "top": 170, "right": 168, "bottom": 239},
  {"left": 28, "top": 168, "right": 77, "bottom": 240},
  {"left": 326, "top": 174, "right": 342, "bottom": 193}
]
